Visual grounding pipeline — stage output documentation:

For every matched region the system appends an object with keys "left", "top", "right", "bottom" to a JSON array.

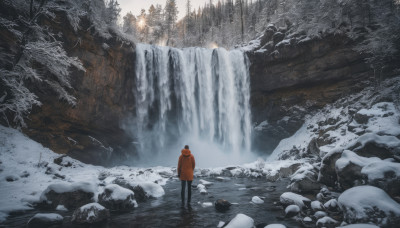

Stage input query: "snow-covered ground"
[{"left": 0, "top": 125, "right": 301, "bottom": 223}]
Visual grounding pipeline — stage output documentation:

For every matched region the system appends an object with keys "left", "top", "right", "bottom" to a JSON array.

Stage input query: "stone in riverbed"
[
  {"left": 215, "top": 199, "right": 232, "bottom": 212},
  {"left": 285, "top": 204, "right": 300, "bottom": 218},
  {"left": 280, "top": 192, "right": 311, "bottom": 209},
  {"left": 27, "top": 213, "right": 63, "bottom": 228},
  {"left": 316, "top": 216, "right": 339, "bottom": 228},
  {"left": 224, "top": 213, "right": 254, "bottom": 228},
  {"left": 98, "top": 184, "right": 137, "bottom": 211},
  {"left": 71, "top": 203, "right": 110, "bottom": 224}
]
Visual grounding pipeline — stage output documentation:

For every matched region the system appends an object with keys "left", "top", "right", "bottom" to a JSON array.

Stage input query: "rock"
[
  {"left": 261, "top": 29, "right": 275, "bottom": 46},
  {"left": 316, "top": 216, "right": 339, "bottom": 228},
  {"left": 215, "top": 199, "right": 232, "bottom": 212},
  {"left": 199, "top": 179, "right": 213, "bottom": 186},
  {"left": 39, "top": 182, "right": 95, "bottom": 210},
  {"left": 348, "top": 133, "right": 400, "bottom": 159},
  {"left": 98, "top": 184, "right": 137, "bottom": 211},
  {"left": 71, "top": 203, "right": 110, "bottom": 224},
  {"left": 307, "top": 138, "right": 320, "bottom": 157},
  {"left": 55, "top": 205, "right": 68, "bottom": 211},
  {"left": 284, "top": 204, "right": 300, "bottom": 217},
  {"left": 273, "top": 32, "right": 285, "bottom": 45},
  {"left": 112, "top": 178, "right": 148, "bottom": 202},
  {"left": 224, "top": 213, "right": 254, "bottom": 228},
  {"left": 252, "top": 196, "right": 264, "bottom": 204},
  {"left": 5, "top": 174, "right": 19, "bottom": 182},
  {"left": 318, "top": 149, "right": 343, "bottom": 187},
  {"left": 339, "top": 224, "right": 379, "bottom": 228},
  {"left": 354, "top": 112, "right": 372, "bottom": 124},
  {"left": 289, "top": 164, "right": 322, "bottom": 193},
  {"left": 338, "top": 185, "right": 400, "bottom": 226},
  {"left": 27, "top": 213, "right": 63, "bottom": 228},
  {"left": 279, "top": 163, "right": 301, "bottom": 178},
  {"left": 280, "top": 192, "right": 311, "bottom": 209},
  {"left": 20, "top": 171, "right": 30, "bottom": 178},
  {"left": 361, "top": 161, "right": 400, "bottom": 198},
  {"left": 53, "top": 155, "right": 72, "bottom": 167}
]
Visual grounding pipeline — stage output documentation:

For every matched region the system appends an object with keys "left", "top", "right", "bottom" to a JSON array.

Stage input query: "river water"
[{"left": 4, "top": 177, "right": 301, "bottom": 227}]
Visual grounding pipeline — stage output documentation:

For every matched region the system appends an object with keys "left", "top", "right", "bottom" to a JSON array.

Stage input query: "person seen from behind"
[{"left": 177, "top": 145, "right": 195, "bottom": 206}]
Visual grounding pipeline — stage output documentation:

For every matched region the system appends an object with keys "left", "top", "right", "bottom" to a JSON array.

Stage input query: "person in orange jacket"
[{"left": 177, "top": 145, "right": 196, "bottom": 206}]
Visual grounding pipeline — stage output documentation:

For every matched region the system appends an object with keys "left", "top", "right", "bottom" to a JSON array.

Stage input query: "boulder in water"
[
  {"left": 98, "top": 184, "right": 137, "bottom": 211},
  {"left": 224, "top": 213, "right": 254, "bottom": 228},
  {"left": 285, "top": 204, "right": 300, "bottom": 218},
  {"left": 71, "top": 203, "right": 110, "bottom": 224},
  {"left": 215, "top": 199, "right": 232, "bottom": 212}
]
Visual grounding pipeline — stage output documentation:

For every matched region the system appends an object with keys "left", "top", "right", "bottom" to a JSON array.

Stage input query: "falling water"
[{"left": 131, "top": 44, "right": 255, "bottom": 167}]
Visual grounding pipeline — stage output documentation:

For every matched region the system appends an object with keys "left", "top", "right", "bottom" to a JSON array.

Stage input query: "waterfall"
[{"left": 131, "top": 44, "right": 255, "bottom": 167}]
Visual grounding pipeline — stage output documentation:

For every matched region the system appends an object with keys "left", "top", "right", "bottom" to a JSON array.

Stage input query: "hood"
[{"left": 181, "top": 149, "right": 191, "bottom": 157}]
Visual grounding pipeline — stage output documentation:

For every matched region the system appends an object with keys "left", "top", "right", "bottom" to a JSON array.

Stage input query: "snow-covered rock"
[
  {"left": 40, "top": 182, "right": 96, "bottom": 210},
  {"left": 251, "top": 196, "right": 264, "bottom": 204},
  {"left": 138, "top": 182, "right": 165, "bottom": 198},
  {"left": 288, "top": 163, "right": 321, "bottom": 192},
  {"left": 98, "top": 184, "right": 137, "bottom": 211},
  {"left": 311, "top": 200, "right": 324, "bottom": 211},
  {"left": 27, "top": 213, "right": 63, "bottom": 227},
  {"left": 314, "top": 211, "right": 327, "bottom": 219},
  {"left": 349, "top": 133, "right": 400, "bottom": 159},
  {"left": 199, "top": 179, "right": 213, "bottom": 186},
  {"left": 280, "top": 192, "right": 311, "bottom": 208},
  {"left": 285, "top": 204, "right": 300, "bottom": 217},
  {"left": 339, "top": 224, "right": 379, "bottom": 228},
  {"left": 71, "top": 203, "right": 109, "bottom": 224},
  {"left": 197, "top": 184, "right": 207, "bottom": 194},
  {"left": 303, "top": 216, "right": 313, "bottom": 222},
  {"left": 324, "top": 199, "right": 339, "bottom": 212},
  {"left": 264, "top": 224, "right": 286, "bottom": 228},
  {"left": 316, "top": 216, "right": 339, "bottom": 227},
  {"left": 338, "top": 185, "right": 400, "bottom": 226},
  {"left": 318, "top": 149, "right": 343, "bottom": 187},
  {"left": 224, "top": 213, "right": 254, "bottom": 228},
  {"left": 201, "top": 202, "right": 213, "bottom": 207},
  {"left": 55, "top": 205, "right": 68, "bottom": 211}
]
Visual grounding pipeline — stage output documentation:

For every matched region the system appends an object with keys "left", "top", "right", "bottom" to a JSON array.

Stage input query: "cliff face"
[
  {"left": 247, "top": 33, "right": 373, "bottom": 153},
  {"left": 23, "top": 15, "right": 137, "bottom": 165}
]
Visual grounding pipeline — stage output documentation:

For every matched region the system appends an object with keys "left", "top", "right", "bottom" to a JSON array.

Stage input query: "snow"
[
  {"left": 361, "top": 160, "right": 400, "bottom": 181},
  {"left": 351, "top": 133, "right": 400, "bottom": 152},
  {"left": 102, "top": 184, "right": 134, "bottom": 200},
  {"left": 251, "top": 196, "right": 264, "bottom": 204},
  {"left": 335, "top": 150, "right": 381, "bottom": 171},
  {"left": 217, "top": 221, "right": 226, "bottom": 227},
  {"left": 338, "top": 185, "right": 400, "bottom": 224},
  {"left": 254, "top": 120, "right": 269, "bottom": 131},
  {"left": 224, "top": 213, "right": 254, "bottom": 228},
  {"left": 0, "top": 126, "right": 167, "bottom": 221},
  {"left": 28, "top": 213, "right": 63, "bottom": 223},
  {"left": 280, "top": 192, "right": 311, "bottom": 208},
  {"left": 201, "top": 202, "right": 213, "bottom": 207}
]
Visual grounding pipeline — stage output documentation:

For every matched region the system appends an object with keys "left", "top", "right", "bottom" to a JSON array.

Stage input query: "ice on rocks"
[
  {"left": 137, "top": 182, "right": 165, "bottom": 198},
  {"left": 197, "top": 184, "right": 207, "bottom": 194},
  {"left": 224, "top": 213, "right": 254, "bottom": 228},
  {"left": 251, "top": 196, "right": 264, "bottom": 204},
  {"left": 280, "top": 192, "right": 311, "bottom": 208},
  {"left": 338, "top": 185, "right": 400, "bottom": 226}
]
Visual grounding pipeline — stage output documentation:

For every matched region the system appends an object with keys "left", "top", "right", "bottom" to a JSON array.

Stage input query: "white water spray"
[{"left": 131, "top": 44, "right": 254, "bottom": 167}]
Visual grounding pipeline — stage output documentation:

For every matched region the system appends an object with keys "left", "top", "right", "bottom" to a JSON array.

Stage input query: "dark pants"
[{"left": 181, "top": 180, "right": 192, "bottom": 204}]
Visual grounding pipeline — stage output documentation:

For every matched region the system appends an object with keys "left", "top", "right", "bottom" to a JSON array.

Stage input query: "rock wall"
[
  {"left": 23, "top": 14, "right": 137, "bottom": 165},
  {"left": 247, "top": 32, "right": 374, "bottom": 154}
]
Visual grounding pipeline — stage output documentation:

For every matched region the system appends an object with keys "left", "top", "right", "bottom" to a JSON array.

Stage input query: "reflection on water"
[{"left": 4, "top": 177, "right": 301, "bottom": 228}]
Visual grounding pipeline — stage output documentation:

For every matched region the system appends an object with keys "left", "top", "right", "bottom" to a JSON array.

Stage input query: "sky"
[{"left": 118, "top": 0, "right": 209, "bottom": 20}]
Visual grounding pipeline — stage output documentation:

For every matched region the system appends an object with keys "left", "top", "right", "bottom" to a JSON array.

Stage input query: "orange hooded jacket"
[{"left": 178, "top": 149, "right": 195, "bottom": 181}]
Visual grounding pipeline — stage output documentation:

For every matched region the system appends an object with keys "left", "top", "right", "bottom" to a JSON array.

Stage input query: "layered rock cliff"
[{"left": 22, "top": 14, "right": 137, "bottom": 165}]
